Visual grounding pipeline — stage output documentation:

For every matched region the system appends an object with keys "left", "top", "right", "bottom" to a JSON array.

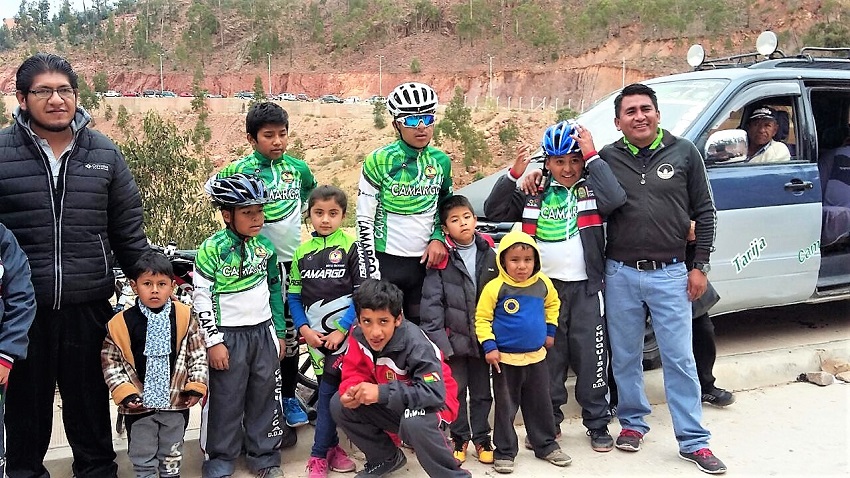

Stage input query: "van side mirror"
[{"left": 705, "top": 129, "right": 748, "bottom": 164}]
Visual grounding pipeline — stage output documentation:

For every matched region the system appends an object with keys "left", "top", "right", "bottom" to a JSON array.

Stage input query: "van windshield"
[{"left": 577, "top": 79, "right": 729, "bottom": 147}]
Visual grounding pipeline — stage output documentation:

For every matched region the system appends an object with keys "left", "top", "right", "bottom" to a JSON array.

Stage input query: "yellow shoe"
[
  {"left": 453, "top": 439, "right": 468, "bottom": 463},
  {"left": 476, "top": 442, "right": 495, "bottom": 464}
]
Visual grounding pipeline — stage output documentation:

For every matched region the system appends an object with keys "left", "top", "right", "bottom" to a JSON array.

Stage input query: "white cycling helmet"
[{"left": 386, "top": 82, "right": 438, "bottom": 117}]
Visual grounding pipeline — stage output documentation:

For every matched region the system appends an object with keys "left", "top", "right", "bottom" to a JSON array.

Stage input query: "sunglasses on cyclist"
[{"left": 395, "top": 114, "right": 436, "bottom": 128}]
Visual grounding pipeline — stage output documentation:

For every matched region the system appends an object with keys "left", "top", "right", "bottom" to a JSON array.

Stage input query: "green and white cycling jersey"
[
  {"left": 356, "top": 140, "right": 452, "bottom": 272},
  {"left": 536, "top": 179, "right": 588, "bottom": 282},
  {"left": 192, "top": 228, "right": 286, "bottom": 348},
  {"left": 216, "top": 151, "right": 317, "bottom": 263}
]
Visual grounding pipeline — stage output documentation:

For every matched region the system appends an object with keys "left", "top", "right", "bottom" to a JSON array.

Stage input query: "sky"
[{"left": 1, "top": 0, "right": 89, "bottom": 22}]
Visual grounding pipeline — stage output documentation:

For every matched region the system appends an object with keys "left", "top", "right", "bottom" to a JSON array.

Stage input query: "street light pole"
[
  {"left": 376, "top": 54, "right": 384, "bottom": 97},
  {"left": 158, "top": 52, "right": 164, "bottom": 94},
  {"left": 267, "top": 52, "right": 272, "bottom": 96},
  {"left": 488, "top": 55, "right": 495, "bottom": 99}
]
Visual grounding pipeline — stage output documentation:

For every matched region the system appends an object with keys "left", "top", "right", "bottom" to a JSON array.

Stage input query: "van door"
[{"left": 697, "top": 81, "right": 821, "bottom": 314}]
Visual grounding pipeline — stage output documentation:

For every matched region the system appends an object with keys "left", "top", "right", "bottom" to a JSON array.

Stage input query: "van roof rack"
[{"left": 798, "top": 46, "right": 850, "bottom": 60}]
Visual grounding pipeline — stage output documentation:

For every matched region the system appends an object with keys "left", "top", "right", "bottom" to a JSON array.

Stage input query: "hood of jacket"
[{"left": 495, "top": 230, "right": 541, "bottom": 286}]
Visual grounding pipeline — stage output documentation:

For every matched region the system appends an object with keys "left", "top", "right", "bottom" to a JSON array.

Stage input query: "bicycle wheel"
[{"left": 296, "top": 341, "right": 319, "bottom": 414}]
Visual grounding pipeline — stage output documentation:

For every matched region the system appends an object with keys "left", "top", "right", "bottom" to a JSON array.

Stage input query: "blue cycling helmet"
[
  {"left": 205, "top": 173, "right": 269, "bottom": 208},
  {"left": 541, "top": 120, "right": 581, "bottom": 156}
]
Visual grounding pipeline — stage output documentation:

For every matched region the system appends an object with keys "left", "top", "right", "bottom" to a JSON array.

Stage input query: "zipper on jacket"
[
  {"left": 98, "top": 233, "right": 109, "bottom": 277},
  {"left": 23, "top": 130, "right": 76, "bottom": 310}
]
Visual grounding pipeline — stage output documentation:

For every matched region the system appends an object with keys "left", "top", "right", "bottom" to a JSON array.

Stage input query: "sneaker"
[
  {"left": 524, "top": 429, "right": 561, "bottom": 450},
  {"left": 679, "top": 448, "right": 728, "bottom": 474},
  {"left": 355, "top": 449, "right": 407, "bottom": 477},
  {"left": 615, "top": 429, "right": 643, "bottom": 452},
  {"left": 452, "top": 438, "right": 468, "bottom": 463},
  {"left": 282, "top": 397, "right": 309, "bottom": 427},
  {"left": 542, "top": 448, "right": 572, "bottom": 467},
  {"left": 327, "top": 444, "right": 357, "bottom": 472},
  {"left": 587, "top": 427, "right": 614, "bottom": 452},
  {"left": 493, "top": 458, "right": 514, "bottom": 474},
  {"left": 474, "top": 441, "right": 494, "bottom": 464},
  {"left": 306, "top": 457, "right": 328, "bottom": 478},
  {"left": 256, "top": 466, "right": 285, "bottom": 478},
  {"left": 702, "top": 388, "right": 735, "bottom": 407}
]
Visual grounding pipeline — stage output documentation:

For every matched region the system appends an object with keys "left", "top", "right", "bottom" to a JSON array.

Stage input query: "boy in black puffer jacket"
[{"left": 420, "top": 195, "right": 498, "bottom": 465}]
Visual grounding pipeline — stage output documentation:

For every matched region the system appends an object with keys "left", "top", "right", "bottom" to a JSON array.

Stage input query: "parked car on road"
[
  {"left": 205, "top": 93, "right": 224, "bottom": 98},
  {"left": 318, "top": 94, "right": 344, "bottom": 104},
  {"left": 460, "top": 31, "right": 850, "bottom": 317},
  {"left": 234, "top": 91, "right": 254, "bottom": 100},
  {"left": 366, "top": 95, "right": 386, "bottom": 104},
  {"left": 103, "top": 90, "right": 121, "bottom": 97},
  {"left": 159, "top": 90, "right": 178, "bottom": 98},
  {"left": 275, "top": 92, "right": 297, "bottom": 101},
  {"left": 142, "top": 89, "right": 158, "bottom": 98},
  {"left": 344, "top": 96, "right": 361, "bottom": 104},
  {"left": 296, "top": 93, "right": 311, "bottom": 102},
  {"left": 122, "top": 91, "right": 140, "bottom": 97},
  {"left": 179, "top": 91, "right": 194, "bottom": 97}
]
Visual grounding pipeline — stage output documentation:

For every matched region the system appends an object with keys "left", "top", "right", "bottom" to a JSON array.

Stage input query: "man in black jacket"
[
  {"left": 0, "top": 53, "right": 149, "bottom": 478},
  {"left": 600, "top": 83, "right": 726, "bottom": 475}
]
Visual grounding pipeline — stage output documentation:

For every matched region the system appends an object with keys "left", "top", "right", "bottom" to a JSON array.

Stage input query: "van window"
[{"left": 576, "top": 78, "right": 729, "bottom": 148}]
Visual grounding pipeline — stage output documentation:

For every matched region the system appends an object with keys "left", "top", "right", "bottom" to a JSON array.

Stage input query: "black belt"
[{"left": 621, "top": 259, "right": 674, "bottom": 271}]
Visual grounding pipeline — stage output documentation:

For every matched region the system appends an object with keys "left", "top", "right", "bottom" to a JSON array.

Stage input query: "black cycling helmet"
[{"left": 205, "top": 173, "right": 269, "bottom": 208}]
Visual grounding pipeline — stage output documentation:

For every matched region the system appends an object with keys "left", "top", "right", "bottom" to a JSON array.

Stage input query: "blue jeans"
[
  {"left": 604, "top": 260, "right": 710, "bottom": 452},
  {"left": 311, "top": 375, "right": 341, "bottom": 458}
]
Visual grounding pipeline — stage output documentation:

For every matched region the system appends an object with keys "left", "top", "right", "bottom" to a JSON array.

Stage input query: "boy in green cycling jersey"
[
  {"left": 356, "top": 82, "right": 451, "bottom": 326},
  {"left": 194, "top": 174, "right": 286, "bottom": 478},
  {"left": 214, "top": 102, "right": 317, "bottom": 431}
]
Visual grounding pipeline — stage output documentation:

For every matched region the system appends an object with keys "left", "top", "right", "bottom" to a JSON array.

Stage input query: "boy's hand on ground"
[
  {"left": 511, "top": 144, "right": 533, "bottom": 179},
  {"left": 520, "top": 169, "right": 543, "bottom": 195},
  {"left": 341, "top": 385, "right": 360, "bottom": 409},
  {"left": 324, "top": 330, "right": 345, "bottom": 350},
  {"left": 545, "top": 336, "right": 555, "bottom": 349},
  {"left": 421, "top": 239, "right": 448, "bottom": 269},
  {"left": 208, "top": 343, "right": 229, "bottom": 370},
  {"left": 485, "top": 350, "right": 501, "bottom": 374},
  {"left": 301, "top": 327, "right": 325, "bottom": 349},
  {"left": 352, "top": 382, "right": 380, "bottom": 405}
]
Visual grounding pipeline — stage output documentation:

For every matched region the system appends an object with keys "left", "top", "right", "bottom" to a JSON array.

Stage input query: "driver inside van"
[{"left": 745, "top": 106, "right": 791, "bottom": 163}]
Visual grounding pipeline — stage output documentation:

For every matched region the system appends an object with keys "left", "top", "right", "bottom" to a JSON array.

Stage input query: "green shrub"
[
  {"left": 410, "top": 58, "right": 421, "bottom": 73},
  {"left": 373, "top": 102, "right": 387, "bottom": 129}
]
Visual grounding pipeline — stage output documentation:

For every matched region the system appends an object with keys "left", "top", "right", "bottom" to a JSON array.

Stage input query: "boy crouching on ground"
[{"left": 331, "top": 279, "right": 470, "bottom": 477}]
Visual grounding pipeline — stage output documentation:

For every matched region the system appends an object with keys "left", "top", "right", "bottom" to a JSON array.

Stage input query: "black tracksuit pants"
[
  {"left": 6, "top": 301, "right": 118, "bottom": 478},
  {"left": 330, "top": 392, "right": 469, "bottom": 477},
  {"left": 545, "top": 279, "right": 611, "bottom": 431}
]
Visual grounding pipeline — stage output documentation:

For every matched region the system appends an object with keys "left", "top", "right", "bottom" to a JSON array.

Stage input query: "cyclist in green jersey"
[
  {"left": 356, "top": 82, "right": 451, "bottom": 326},
  {"left": 194, "top": 174, "right": 286, "bottom": 478},
  {"left": 215, "top": 102, "right": 316, "bottom": 432}
]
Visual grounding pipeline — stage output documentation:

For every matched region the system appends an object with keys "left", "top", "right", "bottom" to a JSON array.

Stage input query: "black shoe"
[
  {"left": 702, "top": 387, "right": 735, "bottom": 407},
  {"left": 679, "top": 448, "right": 727, "bottom": 474},
  {"left": 587, "top": 427, "right": 614, "bottom": 452},
  {"left": 279, "top": 424, "right": 297, "bottom": 449},
  {"left": 355, "top": 449, "right": 407, "bottom": 477}
]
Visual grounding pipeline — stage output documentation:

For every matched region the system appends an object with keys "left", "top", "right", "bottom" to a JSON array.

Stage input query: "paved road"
[{"left": 43, "top": 301, "right": 850, "bottom": 477}]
